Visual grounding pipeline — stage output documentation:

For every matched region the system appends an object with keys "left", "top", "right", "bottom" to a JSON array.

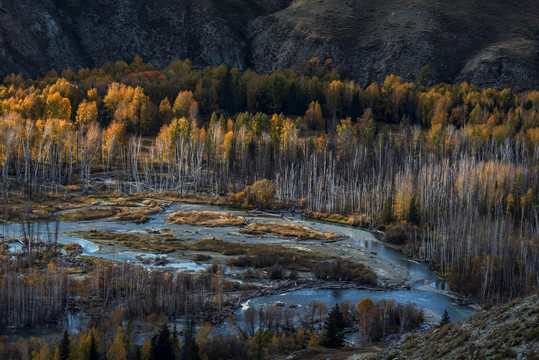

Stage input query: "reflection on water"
[
  {"left": 8, "top": 313, "right": 91, "bottom": 342},
  {"left": 295, "top": 215, "right": 449, "bottom": 291},
  {"left": 2, "top": 201, "right": 475, "bottom": 341},
  {"left": 245, "top": 288, "right": 474, "bottom": 323}
]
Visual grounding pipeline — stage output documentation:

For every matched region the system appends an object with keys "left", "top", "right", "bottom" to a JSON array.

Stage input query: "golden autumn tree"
[
  {"left": 336, "top": 117, "right": 356, "bottom": 158},
  {"left": 169, "top": 117, "right": 190, "bottom": 146},
  {"left": 246, "top": 179, "right": 276, "bottom": 208},
  {"left": 173, "top": 90, "right": 197, "bottom": 119},
  {"left": 304, "top": 101, "right": 323, "bottom": 130},
  {"left": 103, "top": 83, "right": 152, "bottom": 134},
  {"left": 45, "top": 92, "right": 71, "bottom": 119},
  {"left": 324, "top": 80, "right": 344, "bottom": 132},
  {"left": 357, "top": 298, "right": 374, "bottom": 345},
  {"left": 107, "top": 327, "right": 127, "bottom": 360},
  {"left": 159, "top": 97, "right": 173, "bottom": 124},
  {"left": 75, "top": 99, "right": 98, "bottom": 127}
]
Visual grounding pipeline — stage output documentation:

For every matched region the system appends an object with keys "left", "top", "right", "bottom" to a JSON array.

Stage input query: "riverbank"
[{"left": 1, "top": 190, "right": 479, "bottom": 349}]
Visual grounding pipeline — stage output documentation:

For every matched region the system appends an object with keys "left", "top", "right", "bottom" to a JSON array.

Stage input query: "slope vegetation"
[
  {"left": 0, "top": 0, "right": 537, "bottom": 89},
  {"left": 379, "top": 293, "right": 539, "bottom": 359}
]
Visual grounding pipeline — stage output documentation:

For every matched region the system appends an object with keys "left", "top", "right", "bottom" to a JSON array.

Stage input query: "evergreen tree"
[
  {"left": 89, "top": 332, "right": 100, "bottom": 360},
  {"left": 439, "top": 309, "right": 451, "bottom": 327},
  {"left": 184, "top": 320, "right": 200, "bottom": 360},
  {"left": 171, "top": 325, "right": 182, "bottom": 360},
  {"left": 123, "top": 318, "right": 135, "bottom": 360},
  {"left": 59, "top": 330, "right": 70, "bottom": 360},
  {"left": 321, "top": 304, "right": 345, "bottom": 348},
  {"left": 151, "top": 324, "right": 175, "bottom": 360}
]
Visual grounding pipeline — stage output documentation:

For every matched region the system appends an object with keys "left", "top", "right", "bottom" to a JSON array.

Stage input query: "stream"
[{"left": 1, "top": 201, "right": 475, "bottom": 340}]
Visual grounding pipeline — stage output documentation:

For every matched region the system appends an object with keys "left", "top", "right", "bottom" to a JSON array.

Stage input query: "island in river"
[{"left": 2, "top": 194, "right": 476, "bottom": 354}]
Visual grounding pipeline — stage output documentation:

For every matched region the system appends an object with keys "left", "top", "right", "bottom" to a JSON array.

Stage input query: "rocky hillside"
[
  {"left": 0, "top": 0, "right": 537, "bottom": 90},
  {"left": 377, "top": 293, "right": 539, "bottom": 360}
]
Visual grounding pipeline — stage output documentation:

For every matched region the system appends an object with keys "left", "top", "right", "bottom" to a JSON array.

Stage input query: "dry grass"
[
  {"left": 108, "top": 198, "right": 141, "bottom": 207},
  {"left": 60, "top": 207, "right": 118, "bottom": 221},
  {"left": 62, "top": 243, "right": 82, "bottom": 254},
  {"left": 191, "top": 238, "right": 377, "bottom": 285},
  {"left": 114, "top": 203, "right": 161, "bottom": 223},
  {"left": 240, "top": 222, "right": 339, "bottom": 240},
  {"left": 69, "top": 233, "right": 377, "bottom": 284},
  {"left": 167, "top": 211, "right": 246, "bottom": 227},
  {"left": 73, "top": 230, "right": 189, "bottom": 253},
  {"left": 302, "top": 211, "right": 370, "bottom": 226},
  {"left": 0, "top": 191, "right": 104, "bottom": 222}
]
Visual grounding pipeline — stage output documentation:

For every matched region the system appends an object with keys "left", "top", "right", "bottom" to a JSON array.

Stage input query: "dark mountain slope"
[{"left": 0, "top": 0, "right": 537, "bottom": 90}]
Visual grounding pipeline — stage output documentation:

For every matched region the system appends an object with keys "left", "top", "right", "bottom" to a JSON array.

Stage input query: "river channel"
[{"left": 1, "top": 201, "right": 475, "bottom": 340}]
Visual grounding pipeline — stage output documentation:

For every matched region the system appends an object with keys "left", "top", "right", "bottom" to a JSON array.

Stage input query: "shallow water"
[
  {"left": 2, "top": 201, "right": 474, "bottom": 339},
  {"left": 244, "top": 288, "right": 474, "bottom": 323}
]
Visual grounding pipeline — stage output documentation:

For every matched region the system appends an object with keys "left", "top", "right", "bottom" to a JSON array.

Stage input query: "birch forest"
[{"left": 0, "top": 57, "right": 538, "bottom": 358}]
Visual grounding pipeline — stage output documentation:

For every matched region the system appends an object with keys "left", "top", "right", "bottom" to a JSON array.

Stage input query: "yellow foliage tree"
[
  {"left": 75, "top": 99, "right": 98, "bottom": 127},
  {"left": 31, "top": 344, "right": 53, "bottom": 360},
  {"left": 173, "top": 90, "right": 197, "bottom": 119},
  {"left": 107, "top": 327, "right": 127, "bottom": 360},
  {"left": 394, "top": 187, "right": 413, "bottom": 222},
  {"left": 304, "top": 101, "right": 322, "bottom": 130},
  {"left": 249, "top": 179, "right": 276, "bottom": 208},
  {"left": 140, "top": 338, "right": 151, "bottom": 360},
  {"left": 46, "top": 92, "right": 71, "bottom": 119}
]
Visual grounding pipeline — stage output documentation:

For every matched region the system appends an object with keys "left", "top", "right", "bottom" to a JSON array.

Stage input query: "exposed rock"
[{"left": 0, "top": 0, "right": 537, "bottom": 90}]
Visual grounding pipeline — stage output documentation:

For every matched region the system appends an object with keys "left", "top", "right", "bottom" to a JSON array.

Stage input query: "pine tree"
[
  {"left": 150, "top": 324, "right": 175, "bottom": 360},
  {"left": 184, "top": 320, "right": 200, "bottom": 360},
  {"left": 89, "top": 332, "right": 100, "bottom": 360},
  {"left": 321, "top": 304, "right": 345, "bottom": 348},
  {"left": 439, "top": 309, "right": 450, "bottom": 327},
  {"left": 59, "top": 330, "right": 70, "bottom": 360},
  {"left": 123, "top": 318, "right": 135, "bottom": 360}
]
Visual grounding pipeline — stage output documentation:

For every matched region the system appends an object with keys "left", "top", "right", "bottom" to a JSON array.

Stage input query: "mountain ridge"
[{"left": 0, "top": 0, "right": 537, "bottom": 90}]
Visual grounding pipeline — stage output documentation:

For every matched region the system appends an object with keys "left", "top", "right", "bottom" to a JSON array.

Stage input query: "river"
[{"left": 1, "top": 201, "right": 475, "bottom": 340}]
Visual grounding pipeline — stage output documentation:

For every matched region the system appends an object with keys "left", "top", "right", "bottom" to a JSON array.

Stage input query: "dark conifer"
[
  {"left": 59, "top": 330, "right": 70, "bottom": 360},
  {"left": 440, "top": 309, "right": 451, "bottom": 327},
  {"left": 322, "top": 304, "right": 345, "bottom": 348},
  {"left": 89, "top": 332, "right": 99, "bottom": 360}
]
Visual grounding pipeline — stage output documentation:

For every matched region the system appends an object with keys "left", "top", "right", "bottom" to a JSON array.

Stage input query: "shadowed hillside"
[
  {"left": 377, "top": 293, "right": 539, "bottom": 359},
  {"left": 0, "top": 0, "right": 537, "bottom": 88}
]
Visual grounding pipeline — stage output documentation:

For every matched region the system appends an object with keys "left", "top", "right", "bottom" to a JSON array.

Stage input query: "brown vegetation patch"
[
  {"left": 191, "top": 238, "right": 247, "bottom": 255},
  {"left": 384, "top": 222, "right": 410, "bottom": 244},
  {"left": 62, "top": 242, "right": 82, "bottom": 254},
  {"left": 73, "top": 230, "right": 189, "bottom": 253},
  {"left": 0, "top": 191, "right": 118, "bottom": 222},
  {"left": 191, "top": 238, "right": 376, "bottom": 285},
  {"left": 240, "top": 222, "right": 339, "bottom": 240},
  {"left": 379, "top": 293, "right": 539, "bottom": 359},
  {"left": 113, "top": 203, "right": 161, "bottom": 223},
  {"left": 302, "top": 211, "right": 371, "bottom": 227},
  {"left": 60, "top": 207, "right": 118, "bottom": 222},
  {"left": 191, "top": 254, "right": 212, "bottom": 262},
  {"left": 167, "top": 211, "right": 245, "bottom": 227}
]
